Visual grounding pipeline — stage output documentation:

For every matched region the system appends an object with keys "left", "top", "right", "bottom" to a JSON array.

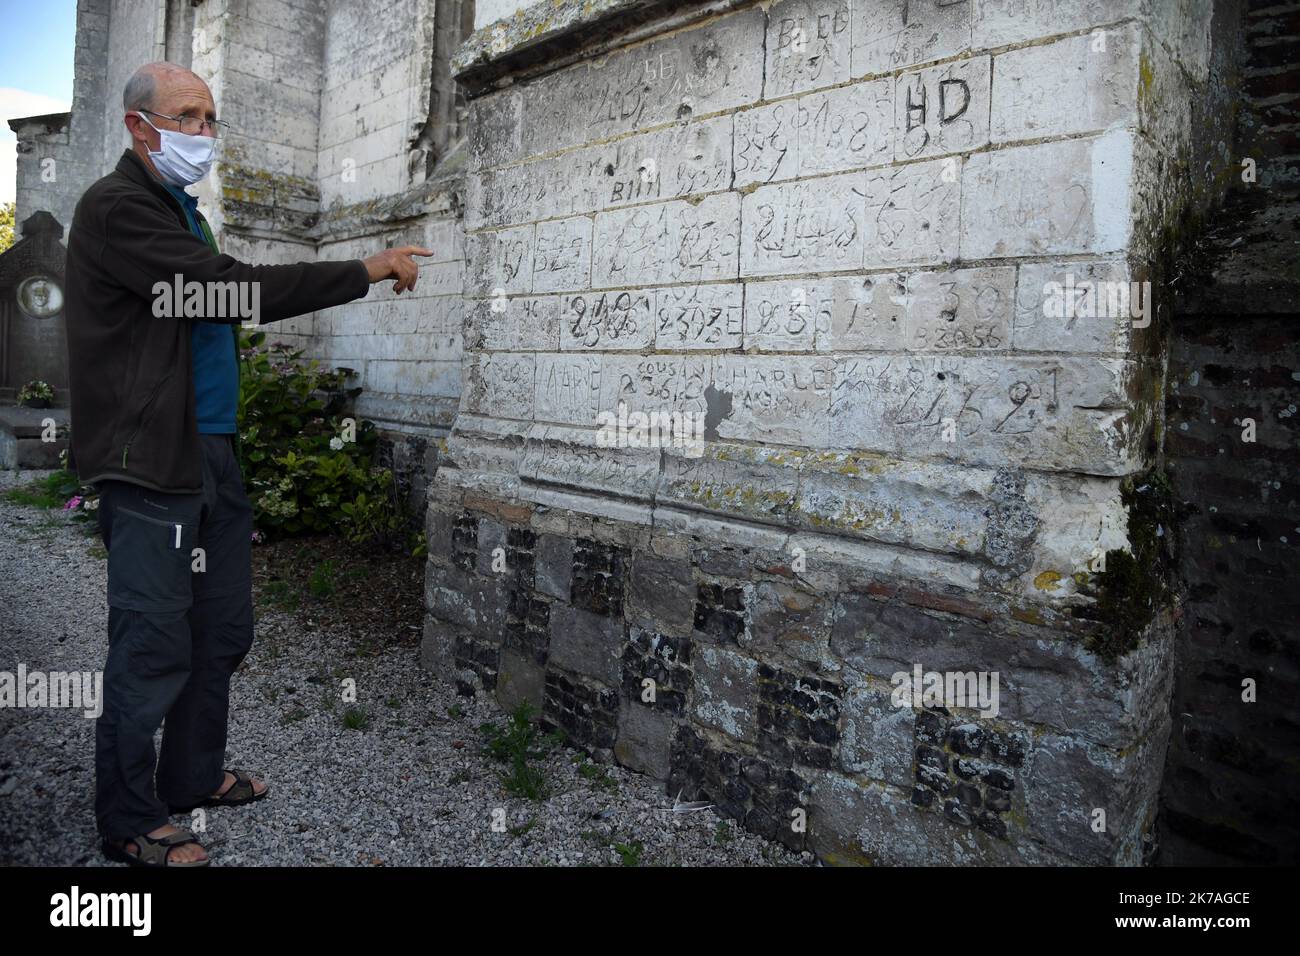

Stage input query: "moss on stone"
[{"left": 1081, "top": 468, "right": 1175, "bottom": 662}]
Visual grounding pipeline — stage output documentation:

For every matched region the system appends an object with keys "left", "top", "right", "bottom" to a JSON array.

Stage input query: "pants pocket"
[{"left": 107, "top": 506, "right": 198, "bottom": 612}]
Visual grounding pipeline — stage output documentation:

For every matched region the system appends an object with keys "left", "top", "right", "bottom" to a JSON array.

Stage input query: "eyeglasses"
[{"left": 139, "top": 109, "right": 231, "bottom": 138}]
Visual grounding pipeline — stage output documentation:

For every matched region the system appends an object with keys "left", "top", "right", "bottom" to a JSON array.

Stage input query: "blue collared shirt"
[{"left": 162, "top": 182, "right": 237, "bottom": 435}]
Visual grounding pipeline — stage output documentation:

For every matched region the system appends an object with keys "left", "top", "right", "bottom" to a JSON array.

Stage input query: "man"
[{"left": 64, "top": 62, "right": 432, "bottom": 867}]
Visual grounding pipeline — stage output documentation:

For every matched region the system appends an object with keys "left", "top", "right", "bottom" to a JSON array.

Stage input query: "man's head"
[{"left": 123, "top": 62, "right": 218, "bottom": 181}]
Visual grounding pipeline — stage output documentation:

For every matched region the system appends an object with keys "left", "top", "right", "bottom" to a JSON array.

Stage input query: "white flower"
[{"left": 329, "top": 437, "right": 344, "bottom": 451}]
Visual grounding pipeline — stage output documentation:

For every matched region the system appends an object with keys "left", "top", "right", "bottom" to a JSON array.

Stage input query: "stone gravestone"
[
  {"left": 0, "top": 211, "right": 70, "bottom": 468},
  {"left": 0, "top": 211, "right": 69, "bottom": 397}
]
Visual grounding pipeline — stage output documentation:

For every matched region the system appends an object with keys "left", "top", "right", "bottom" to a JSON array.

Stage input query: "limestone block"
[
  {"left": 468, "top": 115, "right": 733, "bottom": 229},
  {"left": 862, "top": 158, "right": 962, "bottom": 268},
  {"left": 740, "top": 171, "right": 865, "bottom": 277},
  {"left": 748, "top": 581, "right": 835, "bottom": 663},
  {"left": 534, "top": 353, "right": 602, "bottom": 425},
  {"left": 467, "top": 296, "right": 561, "bottom": 352},
  {"left": 828, "top": 354, "right": 1140, "bottom": 474},
  {"left": 615, "top": 703, "right": 675, "bottom": 779},
  {"left": 765, "top": 0, "right": 853, "bottom": 98},
  {"left": 838, "top": 683, "right": 916, "bottom": 787},
  {"left": 518, "top": 7, "right": 766, "bottom": 157},
  {"left": 960, "top": 131, "right": 1134, "bottom": 259},
  {"left": 519, "top": 429, "right": 662, "bottom": 500},
  {"left": 462, "top": 352, "right": 536, "bottom": 421},
  {"left": 734, "top": 79, "right": 893, "bottom": 187},
  {"left": 652, "top": 283, "right": 745, "bottom": 350},
  {"left": 466, "top": 224, "right": 535, "bottom": 295},
  {"left": 991, "top": 27, "right": 1139, "bottom": 144},
  {"left": 894, "top": 55, "right": 991, "bottom": 161},
  {"left": 853, "top": 0, "right": 972, "bottom": 78},
  {"left": 1019, "top": 472, "right": 1129, "bottom": 602},
  {"left": 560, "top": 288, "right": 655, "bottom": 351},
  {"left": 822, "top": 266, "right": 1016, "bottom": 352},
  {"left": 496, "top": 647, "right": 546, "bottom": 713},
  {"left": 592, "top": 192, "right": 741, "bottom": 287},
  {"left": 659, "top": 445, "right": 802, "bottom": 524},
  {"left": 793, "top": 452, "right": 993, "bottom": 555},
  {"left": 1012, "top": 259, "right": 1138, "bottom": 353},
  {"left": 626, "top": 553, "right": 698, "bottom": 635},
  {"left": 972, "top": 0, "right": 1136, "bottom": 50},
  {"left": 598, "top": 354, "right": 710, "bottom": 420},
  {"left": 534, "top": 533, "right": 574, "bottom": 601},
  {"left": 711, "top": 355, "right": 837, "bottom": 446},
  {"left": 467, "top": 87, "right": 522, "bottom": 171},
  {"left": 531, "top": 216, "right": 593, "bottom": 294},
  {"left": 742, "top": 278, "right": 834, "bottom": 352}
]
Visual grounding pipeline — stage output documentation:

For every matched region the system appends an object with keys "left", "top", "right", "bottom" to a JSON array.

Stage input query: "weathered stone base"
[
  {"left": 0, "top": 404, "right": 69, "bottom": 470},
  {"left": 373, "top": 429, "right": 445, "bottom": 529},
  {"left": 420, "top": 479, "right": 1174, "bottom": 865}
]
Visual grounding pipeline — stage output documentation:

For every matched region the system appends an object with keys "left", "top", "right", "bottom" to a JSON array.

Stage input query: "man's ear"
[{"left": 125, "top": 112, "right": 154, "bottom": 148}]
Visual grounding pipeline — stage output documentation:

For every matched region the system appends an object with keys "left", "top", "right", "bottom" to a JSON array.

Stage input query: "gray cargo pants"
[{"left": 93, "top": 433, "right": 255, "bottom": 840}]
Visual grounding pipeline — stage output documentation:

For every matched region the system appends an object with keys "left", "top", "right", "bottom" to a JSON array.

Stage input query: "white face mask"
[{"left": 137, "top": 112, "right": 217, "bottom": 187}]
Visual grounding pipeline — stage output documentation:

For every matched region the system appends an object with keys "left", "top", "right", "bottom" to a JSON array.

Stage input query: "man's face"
[{"left": 129, "top": 71, "right": 218, "bottom": 150}]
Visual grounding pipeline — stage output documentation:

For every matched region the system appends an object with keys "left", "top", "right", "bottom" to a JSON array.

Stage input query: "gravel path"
[{"left": 0, "top": 468, "right": 811, "bottom": 867}]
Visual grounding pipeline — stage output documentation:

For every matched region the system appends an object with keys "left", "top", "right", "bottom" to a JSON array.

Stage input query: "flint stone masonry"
[{"left": 417, "top": 0, "right": 1247, "bottom": 866}]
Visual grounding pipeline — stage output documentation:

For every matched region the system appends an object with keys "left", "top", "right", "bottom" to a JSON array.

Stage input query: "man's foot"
[
  {"left": 212, "top": 770, "right": 267, "bottom": 800},
  {"left": 118, "top": 824, "right": 208, "bottom": 864}
]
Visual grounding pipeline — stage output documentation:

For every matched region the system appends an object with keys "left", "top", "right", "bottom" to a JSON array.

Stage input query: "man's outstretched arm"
[{"left": 98, "top": 189, "right": 434, "bottom": 323}]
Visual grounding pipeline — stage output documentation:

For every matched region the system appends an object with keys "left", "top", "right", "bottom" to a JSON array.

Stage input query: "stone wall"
[
  {"left": 307, "top": 0, "right": 468, "bottom": 442},
  {"left": 8, "top": 115, "right": 75, "bottom": 234},
  {"left": 418, "top": 0, "right": 1236, "bottom": 865},
  {"left": 102, "top": 0, "right": 167, "bottom": 168}
]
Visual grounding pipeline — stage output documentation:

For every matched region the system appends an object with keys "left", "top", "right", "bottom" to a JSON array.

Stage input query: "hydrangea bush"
[{"left": 237, "top": 329, "right": 412, "bottom": 549}]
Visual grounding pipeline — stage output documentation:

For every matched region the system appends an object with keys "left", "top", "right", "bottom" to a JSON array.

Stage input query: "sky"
[{"left": 0, "top": 0, "right": 78, "bottom": 204}]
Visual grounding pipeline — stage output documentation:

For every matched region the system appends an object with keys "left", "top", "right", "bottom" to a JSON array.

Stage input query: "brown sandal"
[
  {"left": 169, "top": 768, "right": 269, "bottom": 813},
  {"left": 102, "top": 827, "right": 209, "bottom": 868}
]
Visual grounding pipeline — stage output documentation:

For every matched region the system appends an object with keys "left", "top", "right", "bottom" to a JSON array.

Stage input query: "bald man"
[{"left": 65, "top": 62, "right": 431, "bottom": 867}]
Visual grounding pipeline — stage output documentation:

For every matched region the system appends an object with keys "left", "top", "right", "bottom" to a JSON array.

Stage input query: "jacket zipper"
[{"left": 121, "top": 373, "right": 173, "bottom": 469}]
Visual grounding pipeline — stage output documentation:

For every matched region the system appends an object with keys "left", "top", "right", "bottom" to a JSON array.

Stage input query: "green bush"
[{"left": 237, "top": 329, "right": 409, "bottom": 549}]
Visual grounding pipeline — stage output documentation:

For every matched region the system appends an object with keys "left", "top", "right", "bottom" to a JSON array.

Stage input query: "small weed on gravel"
[
  {"left": 577, "top": 759, "right": 618, "bottom": 792},
  {"left": 480, "top": 702, "right": 563, "bottom": 801},
  {"left": 614, "top": 840, "right": 644, "bottom": 867},
  {"left": 342, "top": 707, "right": 369, "bottom": 730},
  {"left": 308, "top": 559, "right": 337, "bottom": 598}
]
